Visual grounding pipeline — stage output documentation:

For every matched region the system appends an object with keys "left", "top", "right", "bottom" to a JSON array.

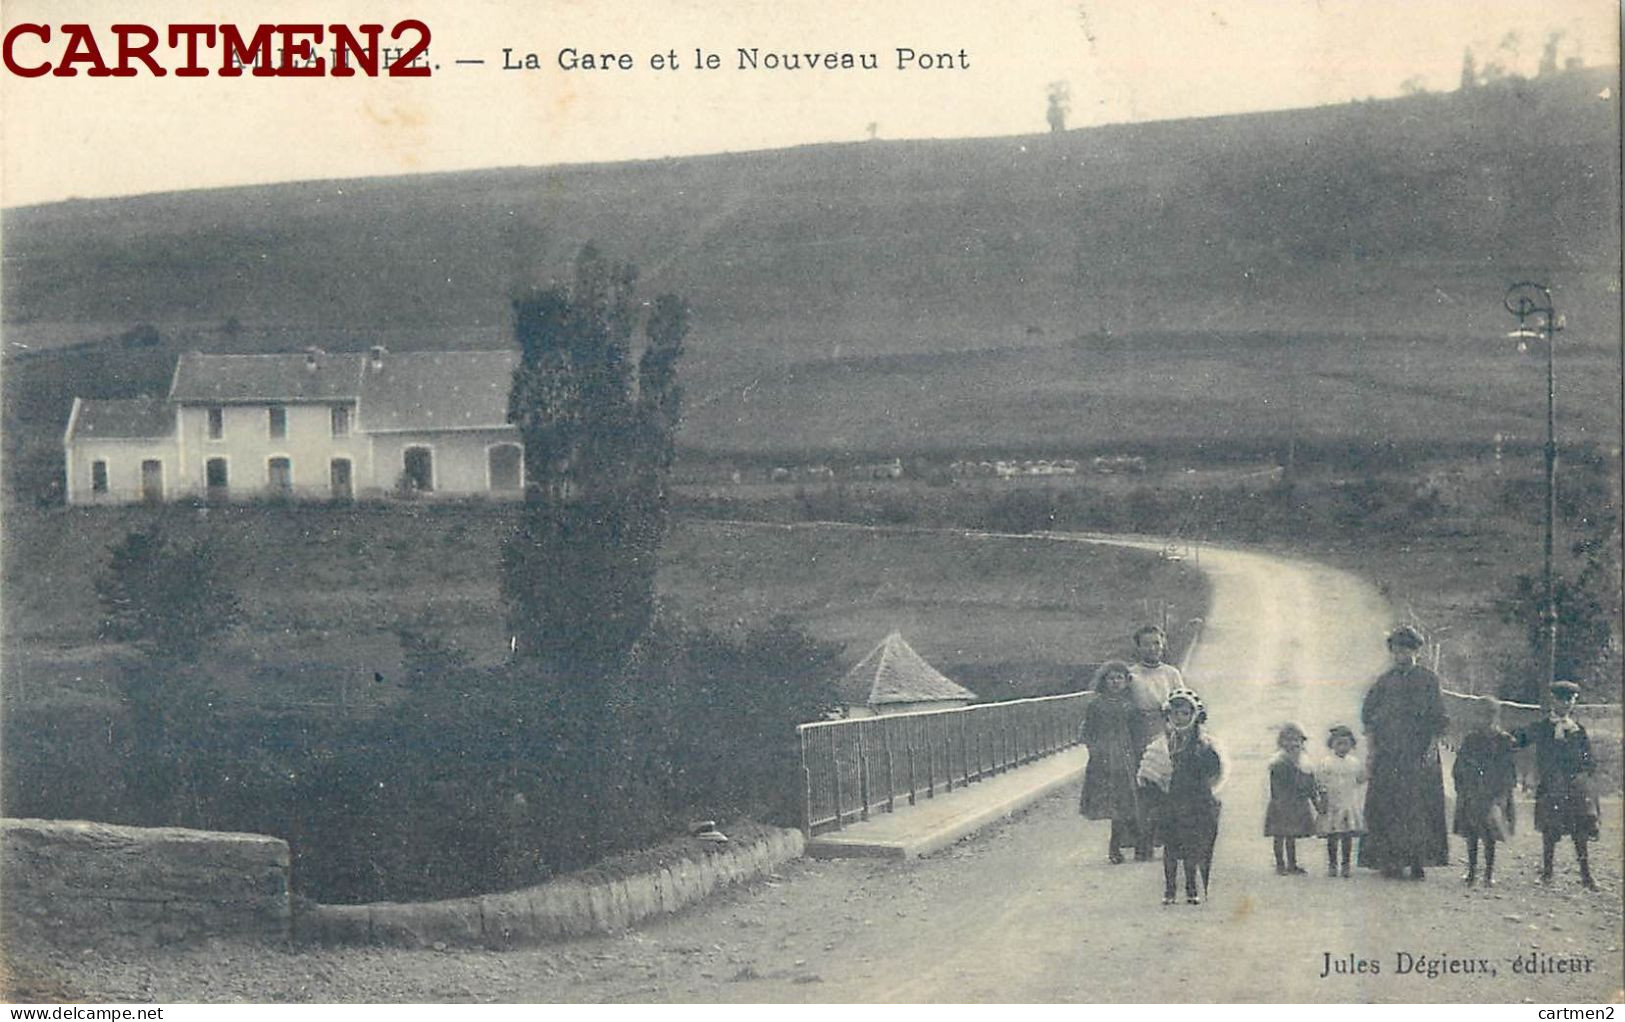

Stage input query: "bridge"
[{"left": 795, "top": 533, "right": 1618, "bottom": 868}]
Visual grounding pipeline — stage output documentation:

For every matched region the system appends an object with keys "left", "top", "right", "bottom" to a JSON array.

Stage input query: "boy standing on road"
[{"left": 1513, "top": 680, "right": 1600, "bottom": 890}]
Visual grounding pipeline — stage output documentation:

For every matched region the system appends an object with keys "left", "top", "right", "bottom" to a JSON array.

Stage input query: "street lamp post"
[{"left": 1504, "top": 282, "right": 1564, "bottom": 692}]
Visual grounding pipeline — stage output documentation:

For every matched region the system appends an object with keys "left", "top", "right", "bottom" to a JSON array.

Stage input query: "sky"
[{"left": 0, "top": 0, "right": 1618, "bottom": 207}]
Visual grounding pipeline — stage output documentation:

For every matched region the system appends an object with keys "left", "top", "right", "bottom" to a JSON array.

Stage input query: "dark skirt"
[
  {"left": 1159, "top": 795, "right": 1220, "bottom": 862},
  {"left": 1264, "top": 797, "right": 1317, "bottom": 838},
  {"left": 1362, "top": 748, "right": 1450, "bottom": 868},
  {"left": 1079, "top": 741, "right": 1141, "bottom": 823},
  {"left": 1535, "top": 775, "right": 1600, "bottom": 839},
  {"left": 1452, "top": 791, "right": 1515, "bottom": 840}
]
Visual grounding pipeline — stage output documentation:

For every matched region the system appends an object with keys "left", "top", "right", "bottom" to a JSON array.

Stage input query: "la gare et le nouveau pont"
[{"left": 533, "top": 46, "right": 970, "bottom": 72}]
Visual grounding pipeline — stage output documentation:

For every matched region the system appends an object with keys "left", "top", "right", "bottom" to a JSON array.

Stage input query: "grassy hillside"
[
  {"left": 0, "top": 505, "right": 1204, "bottom": 704},
  {"left": 5, "top": 70, "right": 1618, "bottom": 342},
  {"left": 2, "top": 69, "right": 1619, "bottom": 491}
]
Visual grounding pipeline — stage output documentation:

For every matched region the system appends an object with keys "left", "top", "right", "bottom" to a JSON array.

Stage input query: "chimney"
[{"left": 368, "top": 345, "right": 388, "bottom": 371}]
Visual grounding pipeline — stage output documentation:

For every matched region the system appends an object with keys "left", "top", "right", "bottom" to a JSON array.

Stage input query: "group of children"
[
  {"left": 1265, "top": 722, "right": 1363, "bottom": 877},
  {"left": 1264, "top": 679, "right": 1600, "bottom": 890},
  {"left": 1079, "top": 656, "right": 1224, "bottom": 905},
  {"left": 1082, "top": 663, "right": 1603, "bottom": 905}
]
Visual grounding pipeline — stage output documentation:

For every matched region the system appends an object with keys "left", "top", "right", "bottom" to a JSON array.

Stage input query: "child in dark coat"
[
  {"left": 1139, "top": 687, "right": 1225, "bottom": 905},
  {"left": 1265, "top": 722, "right": 1318, "bottom": 875},
  {"left": 1451, "top": 697, "right": 1517, "bottom": 887},
  {"left": 1512, "top": 681, "right": 1600, "bottom": 890},
  {"left": 1079, "top": 660, "right": 1149, "bottom": 863}
]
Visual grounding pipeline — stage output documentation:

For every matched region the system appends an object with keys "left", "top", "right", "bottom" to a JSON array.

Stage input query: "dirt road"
[{"left": 14, "top": 538, "right": 1622, "bottom": 1003}]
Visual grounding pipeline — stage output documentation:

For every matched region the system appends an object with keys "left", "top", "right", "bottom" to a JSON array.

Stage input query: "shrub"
[{"left": 267, "top": 616, "right": 841, "bottom": 902}]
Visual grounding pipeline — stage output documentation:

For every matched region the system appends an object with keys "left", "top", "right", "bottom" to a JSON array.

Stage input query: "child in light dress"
[
  {"left": 1314, "top": 724, "right": 1366, "bottom": 878},
  {"left": 1265, "top": 722, "right": 1318, "bottom": 874}
]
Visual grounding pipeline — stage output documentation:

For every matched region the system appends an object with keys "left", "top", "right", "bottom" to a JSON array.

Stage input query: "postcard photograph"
[{"left": 0, "top": 0, "right": 1620, "bottom": 1005}]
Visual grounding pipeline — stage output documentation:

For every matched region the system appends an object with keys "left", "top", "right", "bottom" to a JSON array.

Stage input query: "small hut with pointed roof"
[{"left": 837, "top": 632, "right": 978, "bottom": 718}]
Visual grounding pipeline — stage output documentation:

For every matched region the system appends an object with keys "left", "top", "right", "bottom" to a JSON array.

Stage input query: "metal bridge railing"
[{"left": 796, "top": 692, "right": 1093, "bottom": 837}]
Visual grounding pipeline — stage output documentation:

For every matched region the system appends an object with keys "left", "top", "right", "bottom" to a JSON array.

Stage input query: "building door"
[
  {"left": 205, "top": 457, "right": 229, "bottom": 501},
  {"left": 488, "top": 444, "right": 522, "bottom": 492},
  {"left": 402, "top": 447, "right": 433, "bottom": 493},
  {"left": 139, "top": 459, "right": 163, "bottom": 503},
  {"left": 267, "top": 457, "right": 293, "bottom": 498},
  {"left": 330, "top": 458, "right": 353, "bottom": 501}
]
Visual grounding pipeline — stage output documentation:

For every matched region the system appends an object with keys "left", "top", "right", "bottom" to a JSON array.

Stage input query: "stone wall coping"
[{"left": 298, "top": 826, "right": 806, "bottom": 948}]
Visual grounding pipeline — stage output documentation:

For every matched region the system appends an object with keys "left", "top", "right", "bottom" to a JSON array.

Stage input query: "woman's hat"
[
  {"left": 1549, "top": 680, "right": 1582, "bottom": 699},
  {"left": 1386, "top": 624, "right": 1425, "bottom": 649},
  {"left": 1327, "top": 724, "right": 1357, "bottom": 748},
  {"left": 1162, "top": 686, "right": 1207, "bottom": 724},
  {"left": 1277, "top": 721, "right": 1307, "bottom": 745}
]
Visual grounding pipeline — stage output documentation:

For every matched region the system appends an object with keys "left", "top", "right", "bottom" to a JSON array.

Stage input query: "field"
[
  {"left": 1, "top": 67, "right": 1618, "bottom": 713},
  {"left": 0, "top": 505, "right": 1205, "bottom": 711},
  {"left": 5, "top": 72, "right": 1616, "bottom": 349},
  {"left": 679, "top": 328, "right": 1623, "bottom": 464},
  {"left": 4, "top": 69, "right": 1621, "bottom": 500}
]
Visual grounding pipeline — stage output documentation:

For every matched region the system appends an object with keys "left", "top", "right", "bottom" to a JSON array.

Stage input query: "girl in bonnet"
[{"left": 1138, "top": 687, "right": 1225, "bottom": 905}]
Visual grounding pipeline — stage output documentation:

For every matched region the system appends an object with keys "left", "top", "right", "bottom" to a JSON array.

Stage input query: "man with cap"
[
  {"left": 1511, "top": 680, "right": 1600, "bottom": 889},
  {"left": 1359, "top": 625, "right": 1450, "bottom": 879}
]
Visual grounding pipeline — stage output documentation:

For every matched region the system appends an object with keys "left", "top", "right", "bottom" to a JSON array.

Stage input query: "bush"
[{"left": 6, "top": 612, "right": 845, "bottom": 904}]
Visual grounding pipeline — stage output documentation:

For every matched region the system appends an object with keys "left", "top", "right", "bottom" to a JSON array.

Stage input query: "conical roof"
[{"left": 839, "top": 632, "right": 978, "bottom": 708}]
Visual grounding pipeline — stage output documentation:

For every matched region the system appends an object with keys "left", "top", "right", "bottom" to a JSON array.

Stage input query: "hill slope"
[{"left": 3, "top": 69, "right": 1619, "bottom": 474}]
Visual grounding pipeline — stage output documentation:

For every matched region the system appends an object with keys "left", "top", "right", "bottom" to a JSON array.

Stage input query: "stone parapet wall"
[
  {"left": 1, "top": 818, "right": 291, "bottom": 947},
  {"left": 300, "top": 827, "right": 805, "bottom": 948}
]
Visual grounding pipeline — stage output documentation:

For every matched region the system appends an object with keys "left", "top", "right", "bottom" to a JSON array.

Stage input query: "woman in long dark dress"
[
  {"left": 1079, "top": 660, "right": 1149, "bottom": 862},
  {"left": 1360, "top": 625, "right": 1449, "bottom": 879}
]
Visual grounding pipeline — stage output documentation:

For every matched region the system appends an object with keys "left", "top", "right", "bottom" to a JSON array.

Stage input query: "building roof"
[
  {"left": 357, "top": 350, "right": 519, "bottom": 432},
  {"left": 168, "top": 351, "right": 367, "bottom": 404},
  {"left": 67, "top": 397, "right": 174, "bottom": 441},
  {"left": 838, "top": 632, "right": 978, "bottom": 708}
]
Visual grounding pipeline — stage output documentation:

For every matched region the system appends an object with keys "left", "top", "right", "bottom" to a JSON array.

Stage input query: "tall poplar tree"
[{"left": 501, "top": 245, "right": 688, "bottom": 683}]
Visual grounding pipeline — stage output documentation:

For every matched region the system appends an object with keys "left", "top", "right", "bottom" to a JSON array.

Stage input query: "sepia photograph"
[{"left": 0, "top": 0, "right": 1620, "bottom": 1006}]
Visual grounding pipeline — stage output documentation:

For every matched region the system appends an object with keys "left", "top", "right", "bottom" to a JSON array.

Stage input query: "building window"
[
  {"left": 206, "top": 457, "right": 229, "bottom": 498},
  {"left": 268, "top": 405, "right": 287, "bottom": 439},
  {"left": 402, "top": 447, "right": 434, "bottom": 493},
  {"left": 331, "top": 406, "right": 350, "bottom": 437},
  {"left": 488, "top": 444, "right": 523, "bottom": 491},
  {"left": 268, "top": 457, "right": 292, "bottom": 496},
  {"left": 207, "top": 407, "right": 224, "bottom": 440},
  {"left": 91, "top": 460, "right": 108, "bottom": 494}
]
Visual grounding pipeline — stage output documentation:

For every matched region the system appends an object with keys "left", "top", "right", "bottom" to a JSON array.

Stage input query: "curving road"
[{"left": 34, "top": 536, "right": 1623, "bottom": 1004}]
